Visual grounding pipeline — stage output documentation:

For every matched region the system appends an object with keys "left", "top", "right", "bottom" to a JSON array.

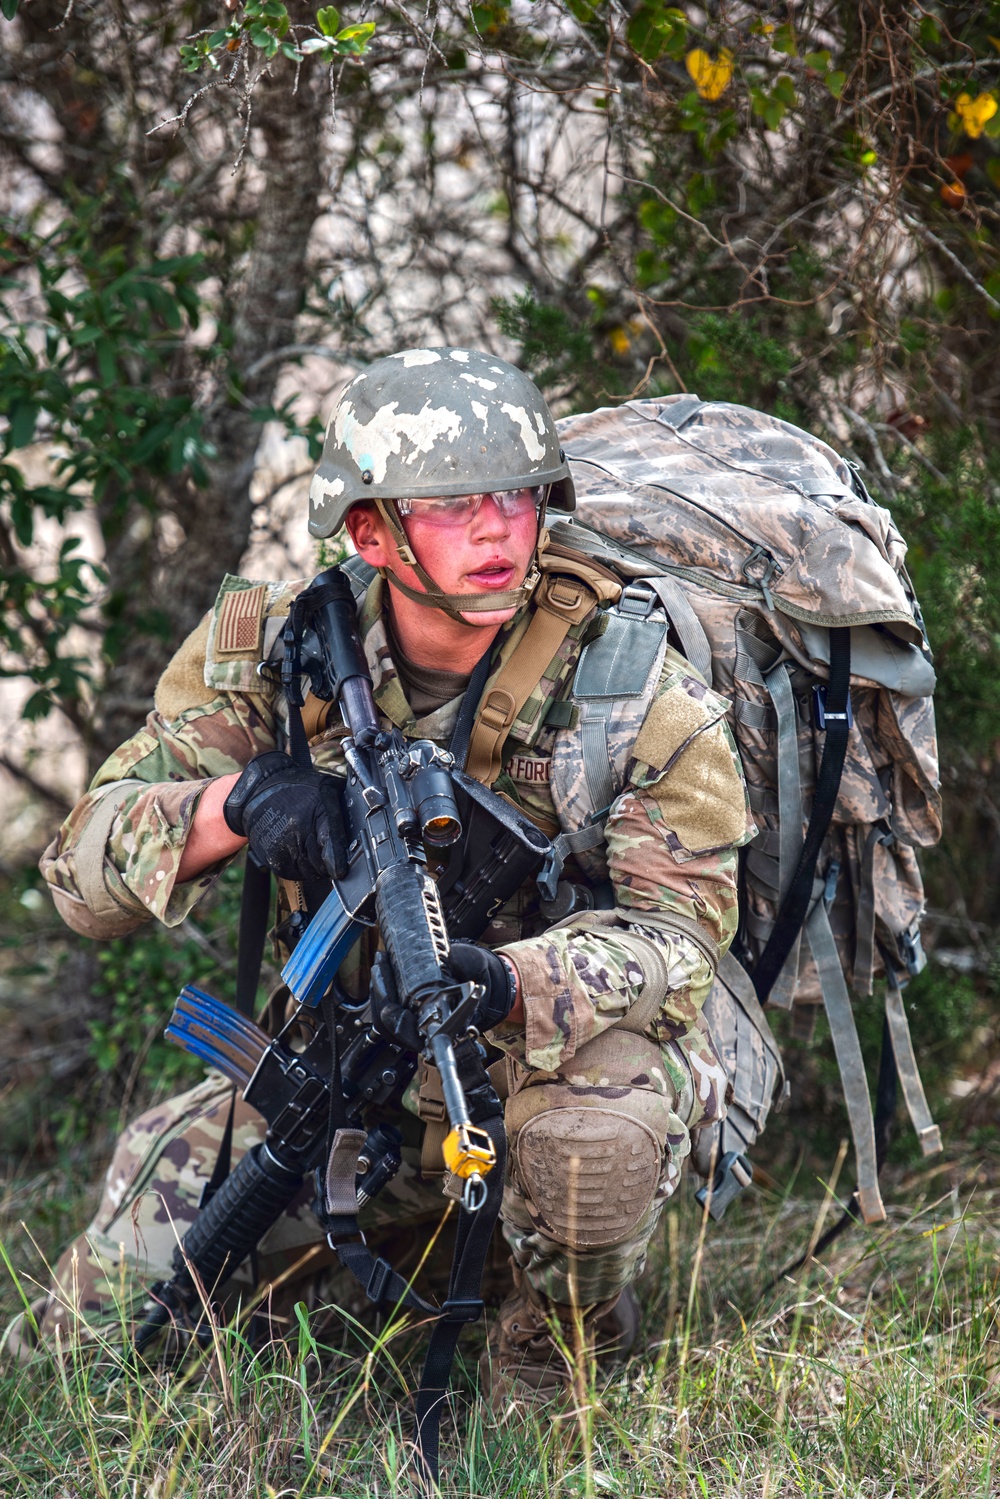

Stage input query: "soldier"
[{"left": 13, "top": 349, "right": 754, "bottom": 1411}]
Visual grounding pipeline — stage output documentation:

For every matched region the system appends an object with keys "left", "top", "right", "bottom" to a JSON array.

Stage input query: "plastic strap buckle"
[
  {"left": 441, "top": 1298, "right": 483, "bottom": 1324},
  {"left": 365, "top": 1256, "right": 395, "bottom": 1306},
  {"left": 617, "top": 582, "right": 657, "bottom": 619},
  {"left": 694, "top": 1151, "right": 754, "bottom": 1222}
]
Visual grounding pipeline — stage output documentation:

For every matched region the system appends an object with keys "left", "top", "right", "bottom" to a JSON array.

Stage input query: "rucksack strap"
[
  {"left": 645, "top": 574, "right": 713, "bottom": 682},
  {"left": 882, "top": 954, "right": 942, "bottom": 1156},
  {"left": 751, "top": 628, "right": 852, "bottom": 1003},
  {"left": 447, "top": 643, "right": 498, "bottom": 771},
  {"left": 761, "top": 1012, "right": 897, "bottom": 1292},
  {"left": 761, "top": 658, "right": 806, "bottom": 1009},
  {"left": 463, "top": 570, "right": 599, "bottom": 788},
  {"left": 804, "top": 891, "right": 885, "bottom": 1223}
]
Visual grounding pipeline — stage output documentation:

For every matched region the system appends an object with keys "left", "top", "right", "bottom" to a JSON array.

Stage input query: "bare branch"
[
  {"left": 902, "top": 213, "right": 1000, "bottom": 317},
  {"left": 0, "top": 754, "right": 73, "bottom": 817}
]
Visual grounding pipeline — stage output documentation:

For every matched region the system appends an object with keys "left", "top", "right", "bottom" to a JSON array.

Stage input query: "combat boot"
[{"left": 480, "top": 1267, "right": 640, "bottom": 1417}]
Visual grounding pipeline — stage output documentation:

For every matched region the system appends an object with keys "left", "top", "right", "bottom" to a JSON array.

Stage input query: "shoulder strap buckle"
[{"left": 617, "top": 581, "right": 659, "bottom": 619}]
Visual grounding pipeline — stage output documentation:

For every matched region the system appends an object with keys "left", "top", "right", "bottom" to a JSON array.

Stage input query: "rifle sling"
[
  {"left": 322, "top": 1040, "right": 506, "bottom": 1492},
  {"left": 448, "top": 641, "right": 497, "bottom": 771}
]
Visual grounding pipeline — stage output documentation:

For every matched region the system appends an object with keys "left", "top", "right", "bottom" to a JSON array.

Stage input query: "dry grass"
[{"left": 1, "top": 1147, "right": 998, "bottom": 1499}]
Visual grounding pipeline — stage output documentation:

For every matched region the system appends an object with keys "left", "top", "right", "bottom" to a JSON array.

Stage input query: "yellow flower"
[
  {"left": 949, "top": 91, "right": 998, "bottom": 139},
  {"left": 685, "top": 48, "right": 734, "bottom": 102},
  {"left": 609, "top": 326, "right": 631, "bottom": 355}
]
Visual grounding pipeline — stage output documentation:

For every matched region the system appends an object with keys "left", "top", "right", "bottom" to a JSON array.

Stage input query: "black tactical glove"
[
  {"left": 369, "top": 941, "right": 517, "bottom": 1053},
  {"left": 223, "top": 750, "right": 348, "bottom": 883}
]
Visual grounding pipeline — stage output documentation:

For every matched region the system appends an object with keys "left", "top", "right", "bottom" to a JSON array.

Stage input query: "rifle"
[{"left": 135, "top": 567, "right": 551, "bottom": 1472}]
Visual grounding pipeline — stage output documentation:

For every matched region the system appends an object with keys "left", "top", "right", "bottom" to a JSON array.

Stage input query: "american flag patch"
[{"left": 215, "top": 584, "right": 266, "bottom": 658}]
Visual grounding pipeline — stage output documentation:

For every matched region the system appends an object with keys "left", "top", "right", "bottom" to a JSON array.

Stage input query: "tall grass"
[{"left": 1, "top": 1158, "right": 997, "bottom": 1499}]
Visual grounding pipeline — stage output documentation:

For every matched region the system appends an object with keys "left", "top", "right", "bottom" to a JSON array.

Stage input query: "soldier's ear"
[{"left": 344, "top": 502, "right": 392, "bottom": 566}]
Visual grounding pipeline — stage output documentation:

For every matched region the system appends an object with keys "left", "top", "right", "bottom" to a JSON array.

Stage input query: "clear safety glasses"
[{"left": 395, "top": 486, "right": 544, "bottom": 526}]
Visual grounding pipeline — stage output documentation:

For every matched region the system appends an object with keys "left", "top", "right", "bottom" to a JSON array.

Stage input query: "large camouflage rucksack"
[{"left": 548, "top": 394, "right": 943, "bottom": 1224}]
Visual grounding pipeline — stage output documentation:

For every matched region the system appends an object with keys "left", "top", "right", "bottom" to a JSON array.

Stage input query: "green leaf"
[
  {"left": 804, "top": 50, "right": 830, "bottom": 72},
  {"left": 8, "top": 401, "right": 38, "bottom": 449},
  {"left": 639, "top": 195, "right": 676, "bottom": 241},
  {"left": 11, "top": 490, "right": 32, "bottom": 545},
  {"left": 772, "top": 21, "right": 797, "bottom": 56},
  {"left": 0, "top": 0, "right": 19, "bottom": 19},
  {"left": 627, "top": 1, "right": 686, "bottom": 63},
  {"left": 335, "top": 21, "right": 375, "bottom": 42},
  {"left": 300, "top": 36, "right": 333, "bottom": 55},
  {"left": 22, "top": 690, "right": 51, "bottom": 722},
  {"left": 827, "top": 70, "right": 846, "bottom": 98},
  {"left": 773, "top": 75, "right": 798, "bottom": 108},
  {"left": 766, "top": 100, "right": 786, "bottom": 128},
  {"left": 96, "top": 337, "right": 117, "bottom": 386},
  {"left": 316, "top": 5, "right": 340, "bottom": 36},
  {"left": 918, "top": 15, "right": 940, "bottom": 48},
  {"left": 635, "top": 247, "right": 669, "bottom": 288}
]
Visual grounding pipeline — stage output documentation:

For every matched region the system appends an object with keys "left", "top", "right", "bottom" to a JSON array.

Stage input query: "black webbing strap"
[
  {"left": 752, "top": 628, "right": 852, "bottom": 1003},
  {"left": 234, "top": 857, "right": 272, "bottom": 1017},
  {"left": 334, "top": 1240, "right": 440, "bottom": 1316},
  {"left": 323, "top": 1041, "right": 506, "bottom": 1491},
  {"left": 213, "top": 767, "right": 277, "bottom": 1221},
  {"left": 413, "top": 1109, "right": 506, "bottom": 1489},
  {"left": 448, "top": 641, "right": 497, "bottom": 771},
  {"left": 282, "top": 592, "right": 315, "bottom": 772},
  {"left": 320, "top": 987, "right": 350, "bottom": 1156},
  {"left": 328, "top": 1108, "right": 506, "bottom": 1491},
  {"left": 199, "top": 1087, "right": 237, "bottom": 1207}
]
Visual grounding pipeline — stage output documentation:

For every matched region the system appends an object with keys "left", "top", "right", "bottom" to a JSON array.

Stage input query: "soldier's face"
[{"left": 346, "top": 494, "right": 539, "bottom": 626}]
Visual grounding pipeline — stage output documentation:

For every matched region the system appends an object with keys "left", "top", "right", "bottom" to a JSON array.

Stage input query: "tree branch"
[{"left": 0, "top": 754, "right": 73, "bottom": 816}]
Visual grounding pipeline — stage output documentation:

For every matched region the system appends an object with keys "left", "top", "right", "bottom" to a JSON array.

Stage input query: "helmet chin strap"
[{"left": 372, "top": 496, "right": 548, "bottom": 626}]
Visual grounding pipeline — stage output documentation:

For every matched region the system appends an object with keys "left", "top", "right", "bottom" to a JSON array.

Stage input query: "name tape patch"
[{"left": 508, "top": 753, "right": 551, "bottom": 785}]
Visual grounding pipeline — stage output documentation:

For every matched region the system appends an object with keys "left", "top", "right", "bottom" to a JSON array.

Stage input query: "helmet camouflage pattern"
[{"left": 308, "top": 347, "right": 575, "bottom": 539}]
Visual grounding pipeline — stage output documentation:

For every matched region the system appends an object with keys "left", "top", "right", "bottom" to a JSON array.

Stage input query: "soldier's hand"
[
  {"left": 369, "top": 943, "right": 517, "bottom": 1054},
  {"left": 369, "top": 951, "right": 422, "bottom": 1052},
  {"left": 223, "top": 751, "right": 348, "bottom": 882},
  {"left": 446, "top": 941, "right": 518, "bottom": 1032}
]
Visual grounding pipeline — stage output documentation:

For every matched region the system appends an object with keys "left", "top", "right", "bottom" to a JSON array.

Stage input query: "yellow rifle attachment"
[{"left": 442, "top": 1122, "right": 497, "bottom": 1180}]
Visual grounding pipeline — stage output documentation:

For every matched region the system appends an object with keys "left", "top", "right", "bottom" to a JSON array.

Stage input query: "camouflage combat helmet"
[{"left": 308, "top": 347, "right": 575, "bottom": 621}]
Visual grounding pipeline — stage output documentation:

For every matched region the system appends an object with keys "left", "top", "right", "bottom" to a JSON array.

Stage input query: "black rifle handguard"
[{"left": 133, "top": 1144, "right": 303, "bottom": 1353}]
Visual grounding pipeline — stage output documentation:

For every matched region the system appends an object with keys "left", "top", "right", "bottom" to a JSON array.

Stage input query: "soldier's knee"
[
  {"left": 504, "top": 1029, "right": 681, "bottom": 1252},
  {"left": 509, "top": 1100, "right": 664, "bottom": 1248}
]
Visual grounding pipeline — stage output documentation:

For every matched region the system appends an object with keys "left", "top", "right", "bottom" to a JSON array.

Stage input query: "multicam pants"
[{"left": 18, "top": 1009, "right": 717, "bottom": 1353}]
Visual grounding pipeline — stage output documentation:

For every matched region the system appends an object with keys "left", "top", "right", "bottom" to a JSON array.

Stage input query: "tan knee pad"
[
  {"left": 512, "top": 1104, "right": 663, "bottom": 1249},
  {"left": 505, "top": 1028, "right": 675, "bottom": 1250}
]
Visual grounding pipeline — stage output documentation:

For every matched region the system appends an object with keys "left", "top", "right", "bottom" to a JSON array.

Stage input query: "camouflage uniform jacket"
[{"left": 40, "top": 560, "right": 756, "bottom": 1088}]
